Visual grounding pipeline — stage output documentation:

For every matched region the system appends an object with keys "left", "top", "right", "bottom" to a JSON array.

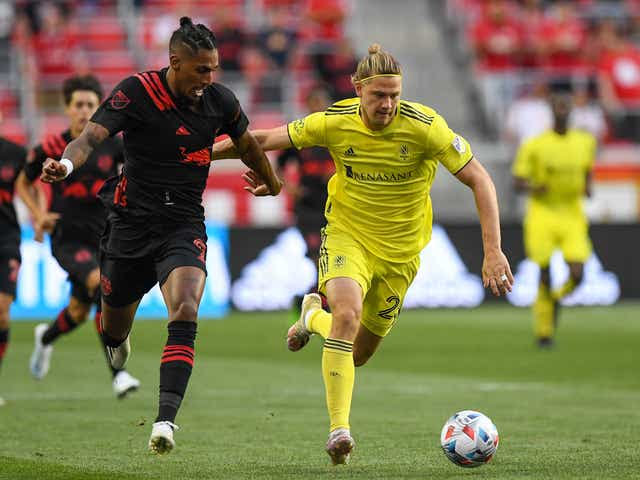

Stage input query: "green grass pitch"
[{"left": 1, "top": 303, "right": 638, "bottom": 479}]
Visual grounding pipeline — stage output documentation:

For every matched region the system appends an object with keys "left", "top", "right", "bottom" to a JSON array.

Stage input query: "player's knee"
[
  {"left": 330, "top": 304, "right": 360, "bottom": 338},
  {"left": 169, "top": 301, "right": 199, "bottom": 323},
  {"left": 85, "top": 269, "right": 101, "bottom": 294},
  {"left": 67, "top": 303, "right": 89, "bottom": 324}
]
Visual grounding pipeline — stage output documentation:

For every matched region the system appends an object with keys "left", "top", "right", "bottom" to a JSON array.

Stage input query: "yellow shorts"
[
  {"left": 318, "top": 223, "right": 420, "bottom": 337},
  {"left": 524, "top": 208, "right": 592, "bottom": 268}
]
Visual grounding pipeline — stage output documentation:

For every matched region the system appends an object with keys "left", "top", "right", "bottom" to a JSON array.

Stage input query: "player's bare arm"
[
  {"left": 231, "top": 130, "right": 284, "bottom": 197},
  {"left": 513, "top": 175, "right": 547, "bottom": 196},
  {"left": 15, "top": 170, "right": 59, "bottom": 242},
  {"left": 213, "top": 125, "right": 292, "bottom": 160},
  {"left": 40, "top": 122, "right": 109, "bottom": 183},
  {"left": 456, "top": 157, "right": 513, "bottom": 296}
]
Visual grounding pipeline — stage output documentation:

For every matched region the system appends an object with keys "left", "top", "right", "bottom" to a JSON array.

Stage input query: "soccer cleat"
[
  {"left": 149, "top": 421, "right": 179, "bottom": 455},
  {"left": 106, "top": 335, "right": 131, "bottom": 369},
  {"left": 112, "top": 370, "right": 140, "bottom": 399},
  {"left": 326, "top": 428, "right": 355, "bottom": 465},
  {"left": 537, "top": 337, "right": 555, "bottom": 349},
  {"left": 30, "top": 323, "right": 53, "bottom": 380},
  {"left": 287, "top": 293, "right": 321, "bottom": 352}
]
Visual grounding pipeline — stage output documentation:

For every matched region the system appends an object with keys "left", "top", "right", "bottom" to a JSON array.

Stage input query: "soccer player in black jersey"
[
  {"left": 276, "top": 86, "right": 334, "bottom": 321},
  {"left": 16, "top": 75, "right": 140, "bottom": 398},
  {"left": 40, "top": 17, "right": 282, "bottom": 454},
  {"left": 0, "top": 133, "right": 27, "bottom": 407}
]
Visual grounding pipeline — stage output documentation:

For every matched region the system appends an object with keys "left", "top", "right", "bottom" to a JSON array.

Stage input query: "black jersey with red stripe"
[
  {"left": 24, "top": 129, "right": 123, "bottom": 243},
  {"left": 0, "top": 136, "right": 27, "bottom": 238},
  {"left": 91, "top": 68, "right": 249, "bottom": 223},
  {"left": 277, "top": 146, "right": 334, "bottom": 212}
]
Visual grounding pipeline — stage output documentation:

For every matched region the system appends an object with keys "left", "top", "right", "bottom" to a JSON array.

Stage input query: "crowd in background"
[
  {"left": 0, "top": 0, "right": 357, "bottom": 144},
  {"left": 448, "top": 0, "right": 640, "bottom": 143}
]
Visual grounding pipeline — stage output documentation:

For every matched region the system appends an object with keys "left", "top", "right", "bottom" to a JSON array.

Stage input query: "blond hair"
[{"left": 351, "top": 43, "right": 402, "bottom": 85}]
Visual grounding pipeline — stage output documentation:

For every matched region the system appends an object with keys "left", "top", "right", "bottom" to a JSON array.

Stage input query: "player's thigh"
[
  {"left": 560, "top": 215, "right": 592, "bottom": 264},
  {"left": 361, "top": 255, "right": 420, "bottom": 338},
  {"left": 0, "top": 243, "right": 21, "bottom": 302},
  {"left": 317, "top": 224, "right": 371, "bottom": 302},
  {"left": 524, "top": 213, "right": 556, "bottom": 268},
  {"left": 100, "top": 255, "right": 156, "bottom": 308}
]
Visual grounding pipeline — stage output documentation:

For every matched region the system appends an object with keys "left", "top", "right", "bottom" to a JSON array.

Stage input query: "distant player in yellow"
[
  {"left": 214, "top": 44, "right": 513, "bottom": 464},
  {"left": 513, "top": 94, "right": 596, "bottom": 348}
]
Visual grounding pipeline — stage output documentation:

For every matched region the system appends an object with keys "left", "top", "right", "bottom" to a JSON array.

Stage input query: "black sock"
[
  {"left": 94, "top": 304, "right": 120, "bottom": 378},
  {"left": 156, "top": 321, "right": 197, "bottom": 423},
  {"left": 0, "top": 328, "right": 9, "bottom": 370},
  {"left": 42, "top": 308, "right": 79, "bottom": 345}
]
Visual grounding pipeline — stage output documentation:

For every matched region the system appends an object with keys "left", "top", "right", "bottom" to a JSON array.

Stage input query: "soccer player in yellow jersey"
[
  {"left": 513, "top": 94, "right": 596, "bottom": 348},
  {"left": 214, "top": 44, "right": 513, "bottom": 464}
]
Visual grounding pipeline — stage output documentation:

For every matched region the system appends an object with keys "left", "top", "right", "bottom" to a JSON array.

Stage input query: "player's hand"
[
  {"left": 34, "top": 212, "right": 60, "bottom": 242},
  {"left": 242, "top": 170, "right": 283, "bottom": 196},
  {"left": 482, "top": 248, "right": 514, "bottom": 297},
  {"left": 40, "top": 158, "right": 68, "bottom": 183}
]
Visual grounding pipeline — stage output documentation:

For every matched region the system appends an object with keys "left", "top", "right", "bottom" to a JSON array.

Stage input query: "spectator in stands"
[
  {"left": 596, "top": 20, "right": 640, "bottom": 140},
  {"left": 313, "top": 38, "right": 358, "bottom": 101},
  {"left": 570, "top": 83, "right": 607, "bottom": 141},
  {"left": 542, "top": 1, "right": 587, "bottom": 76},
  {"left": 504, "top": 77, "right": 552, "bottom": 146},
  {"left": 214, "top": 6, "right": 247, "bottom": 75},
  {"left": 257, "top": 6, "right": 297, "bottom": 70},
  {"left": 519, "top": 0, "right": 547, "bottom": 70},
  {"left": 0, "top": 1, "right": 14, "bottom": 72},
  {"left": 471, "top": 0, "right": 522, "bottom": 124},
  {"left": 303, "top": 0, "right": 347, "bottom": 53},
  {"left": 244, "top": 47, "right": 282, "bottom": 106}
]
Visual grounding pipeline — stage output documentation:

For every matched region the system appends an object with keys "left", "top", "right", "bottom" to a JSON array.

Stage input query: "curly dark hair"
[
  {"left": 62, "top": 75, "right": 103, "bottom": 105},
  {"left": 169, "top": 16, "right": 217, "bottom": 54}
]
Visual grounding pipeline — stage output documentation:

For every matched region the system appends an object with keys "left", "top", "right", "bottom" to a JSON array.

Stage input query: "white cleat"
[
  {"left": 30, "top": 323, "right": 53, "bottom": 380},
  {"left": 106, "top": 335, "right": 130, "bottom": 369},
  {"left": 149, "top": 421, "right": 179, "bottom": 455},
  {"left": 326, "top": 428, "right": 355, "bottom": 465},
  {"left": 112, "top": 370, "right": 140, "bottom": 399},
  {"left": 286, "top": 293, "right": 322, "bottom": 352}
]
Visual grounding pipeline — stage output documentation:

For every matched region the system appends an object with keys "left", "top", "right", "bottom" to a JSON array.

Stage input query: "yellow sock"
[
  {"left": 552, "top": 277, "right": 577, "bottom": 301},
  {"left": 322, "top": 338, "right": 355, "bottom": 432},
  {"left": 308, "top": 309, "right": 332, "bottom": 339},
  {"left": 534, "top": 284, "right": 554, "bottom": 339}
]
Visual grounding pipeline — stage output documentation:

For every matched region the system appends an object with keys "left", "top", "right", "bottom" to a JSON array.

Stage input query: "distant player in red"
[
  {"left": 16, "top": 75, "right": 140, "bottom": 398},
  {"left": 0, "top": 134, "right": 27, "bottom": 407},
  {"left": 39, "top": 17, "right": 282, "bottom": 454}
]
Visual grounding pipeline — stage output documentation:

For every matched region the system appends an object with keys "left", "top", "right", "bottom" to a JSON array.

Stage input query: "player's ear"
[
  {"left": 354, "top": 82, "right": 362, "bottom": 98},
  {"left": 170, "top": 52, "right": 181, "bottom": 71}
]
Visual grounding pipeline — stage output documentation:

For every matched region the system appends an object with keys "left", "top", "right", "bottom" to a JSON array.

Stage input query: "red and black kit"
[
  {"left": 91, "top": 68, "right": 249, "bottom": 306},
  {"left": 0, "top": 137, "right": 27, "bottom": 297},
  {"left": 23, "top": 130, "right": 123, "bottom": 302}
]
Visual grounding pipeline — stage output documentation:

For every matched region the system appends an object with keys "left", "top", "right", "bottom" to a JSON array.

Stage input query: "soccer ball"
[{"left": 440, "top": 410, "right": 499, "bottom": 468}]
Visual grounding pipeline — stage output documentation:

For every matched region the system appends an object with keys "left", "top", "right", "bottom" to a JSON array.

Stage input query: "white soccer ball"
[{"left": 440, "top": 410, "right": 499, "bottom": 468}]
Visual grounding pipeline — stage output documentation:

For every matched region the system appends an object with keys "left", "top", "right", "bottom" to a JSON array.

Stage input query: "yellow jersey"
[
  {"left": 512, "top": 129, "right": 596, "bottom": 215},
  {"left": 287, "top": 98, "right": 473, "bottom": 262}
]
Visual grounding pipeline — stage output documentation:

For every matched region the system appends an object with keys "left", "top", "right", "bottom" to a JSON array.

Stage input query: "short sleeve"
[
  {"left": 427, "top": 115, "right": 473, "bottom": 174},
  {"left": 23, "top": 146, "right": 48, "bottom": 182},
  {"left": 287, "top": 112, "right": 326, "bottom": 149},
  {"left": 216, "top": 86, "right": 249, "bottom": 139},
  {"left": 91, "top": 76, "right": 144, "bottom": 135},
  {"left": 512, "top": 138, "right": 535, "bottom": 179}
]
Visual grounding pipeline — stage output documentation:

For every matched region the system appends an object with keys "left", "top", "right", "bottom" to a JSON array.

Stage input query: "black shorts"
[
  {"left": 0, "top": 235, "right": 21, "bottom": 297},
  {"left": 100, "top": 219, "right": 208, "bottom": 307},
  {"left": 295, "top": 206, "right": 325, "bottom": 258},
  {"left": 51, "top": 238, "right": 99, "bottom": 304}
]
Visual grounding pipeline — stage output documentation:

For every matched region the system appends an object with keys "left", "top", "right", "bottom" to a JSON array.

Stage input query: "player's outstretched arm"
[
  {"left": 213, "top": 125, "right": 293, "bottom": 160},
  {"left": 40, "top": 122, "right": 109, "bottom": 183},
  {"left": 232, "top": 130, "right": 284, "bottom": 196},
  {"left": 455, "top": 157, "right": 514, "bottom": 296}
]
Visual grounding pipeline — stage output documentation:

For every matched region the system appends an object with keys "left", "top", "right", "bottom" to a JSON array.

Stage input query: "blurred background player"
[
  {"left": 214, "top": 44, "right": 513, "bottom": 465},
  {"left": 39, "top": 17, "right": 282, "bottom": 455},
  {"left": 15, "top": 74, "right": 140, "bottom": 397},
  {"left": 276, "top": 85, "right": 334, "bottom": 320},
  {"left": 512, "top": 94, "right": 597, "bottom": 348},
  {"left": 0, "top": 113, "right": 27, "bottom": 407}
]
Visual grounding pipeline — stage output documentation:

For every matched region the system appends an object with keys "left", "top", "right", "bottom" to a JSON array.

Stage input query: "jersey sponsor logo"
[
  {"left": 344, "top": 146, "right": 356, "bottom": 157},
  {"left": 452, "top": 136, "right": 466, "bottom": 154},
  {"left": 180, "top": 146, "right": 212, "bottom": 167},
  {"left": 176, "top": 125, "right": 191, "bottom": 136},
  {"left": 344, "top": 164, "right": 415, "bottom": 183},
  {"left": 134, "top": 71, "right": 176, "bottom": 111},
  {"left": 74, "top": 249, "right": 92, "bottom": 263},
  {"left": 110, "top": 90, "right": 131, "bottom": 110},
  {"left": 100, "top": 274, "right": 112, "bottom": 296},
  {"left": 1, "top": 166, "right": 15, "bottom": 182},
  {"left": 97, "top": 154, "right": 114, "bottom": 172}
]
